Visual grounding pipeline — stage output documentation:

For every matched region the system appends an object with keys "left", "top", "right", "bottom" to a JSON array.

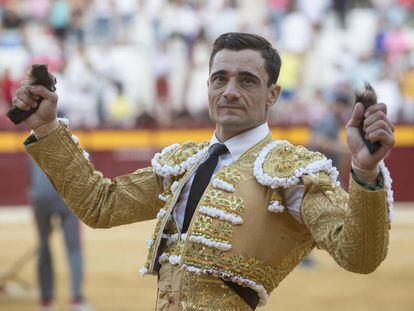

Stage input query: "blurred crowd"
[{"left": 0, "top": 0, "right": 413, "bottom": 130}]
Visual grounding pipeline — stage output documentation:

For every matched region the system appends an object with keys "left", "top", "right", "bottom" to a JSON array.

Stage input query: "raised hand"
[
  {"left": 345, "top": 102, "right": 395, "bottom": 181},
  {"left": 12, "top": 81, "right": 59, "bottom": 137}
]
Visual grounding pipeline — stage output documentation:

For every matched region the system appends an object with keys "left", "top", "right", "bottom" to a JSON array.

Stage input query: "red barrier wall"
[{"left": 0, "top": 147, "right": 412, "bottom": 206}]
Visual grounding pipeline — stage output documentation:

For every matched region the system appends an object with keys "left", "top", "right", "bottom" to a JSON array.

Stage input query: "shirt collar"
[{"left": 209, "top": 123, "right": 270, "bottom": 161}]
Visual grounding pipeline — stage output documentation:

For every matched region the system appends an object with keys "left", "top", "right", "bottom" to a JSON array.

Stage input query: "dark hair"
[{"left": 209, "top": 32, "right": 282, "bottom": 87}]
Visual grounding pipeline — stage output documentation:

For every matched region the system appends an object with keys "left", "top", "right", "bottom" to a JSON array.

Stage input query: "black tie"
[{"left": 181, "top": 143, "right": 228, "bottom": 233}]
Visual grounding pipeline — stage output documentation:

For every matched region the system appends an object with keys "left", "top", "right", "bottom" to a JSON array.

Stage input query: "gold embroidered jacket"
[{"left": 25, "top": 121, "right": 393, "bottom": 306}]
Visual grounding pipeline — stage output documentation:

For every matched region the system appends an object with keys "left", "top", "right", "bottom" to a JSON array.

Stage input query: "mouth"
[{"left": 217, "top": 103, "right": 244, "bottom": 110}]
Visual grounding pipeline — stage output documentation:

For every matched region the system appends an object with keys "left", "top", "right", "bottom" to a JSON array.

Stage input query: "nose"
[{"left": 223, "top": 79, "right": 240, "bottom": 101}]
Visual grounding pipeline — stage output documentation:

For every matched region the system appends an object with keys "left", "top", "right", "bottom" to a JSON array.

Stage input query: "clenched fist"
[
  {"left": 13, "top": 81, "right": 59, "bottom": 138},
  {"left": 346, "top": 102, "right": 395, "bottom": 183}
]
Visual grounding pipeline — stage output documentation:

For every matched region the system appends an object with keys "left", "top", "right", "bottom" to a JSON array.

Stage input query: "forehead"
[{"left": 210, "top": 49, "right": 268, "bottom": 79}]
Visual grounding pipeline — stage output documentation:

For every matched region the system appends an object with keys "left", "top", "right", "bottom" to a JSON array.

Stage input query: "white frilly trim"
[
  {"left": 151, "top": 143, "right": 208, "bottom": 177},
  {"left": 138, "top": 267, "right": 148, "bottom": 277},
  {"left": 181, "top": 264, "right": 269, "bottom": 306},
  {"left": 164, "top": 232, "right": 187, "bottom": 247},
  {"left": 156, "top": 208, "right": 167, "bottom": 220},
  {"left": 158, "top": 253, "right": 182, "bottom": 265},
  {"left": 268, "top": 201, "right": 285, "bottom": 213},
  {"left": 158, "top": 194, "right": 170, "bottom": 202},
  {"left": 71, "top": 134, "right": 79, "bottom": 144},
  {"left": 199, "top": 205, "right": 243, "bottom": 225},
  {"left": 212, "top": 178, "right": 235, "bottom": 192},
  {"left": 189, "top": 235, "right": 231, "bottom": 251},
  {"left": 165, "top": 233, "right": 179, "bottom": 246},
  {"left": 254, "top": 141, "right": 339, "bottom": 188},
  {"left": 82, "top": 150, "right": 90, "bottom": 160},
  {"left": 171, "top": 181, "right": 180, "bottom": 193},
  {"left": 379, "top": 160, "right": 394, "bottom": 222},
  {"left": 145, "top": 238, "right": 153, "bottom": 249},
  {"left": 57, "top": 117, "right": 70, "bottom": 126}
]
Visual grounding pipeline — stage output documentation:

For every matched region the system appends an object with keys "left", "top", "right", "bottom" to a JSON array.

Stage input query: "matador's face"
[{"left": 207, "top": 49, "right": 280, "bottom": 137}]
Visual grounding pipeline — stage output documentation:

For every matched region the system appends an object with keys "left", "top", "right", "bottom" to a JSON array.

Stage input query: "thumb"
[{"left": 347, "top": 102, "right": 364, "bottom": 128}]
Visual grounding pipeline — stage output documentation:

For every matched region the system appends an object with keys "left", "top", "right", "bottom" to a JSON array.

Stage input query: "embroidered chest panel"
[{"left": 141, "top": 139, "right": 321, "bottom": 306}]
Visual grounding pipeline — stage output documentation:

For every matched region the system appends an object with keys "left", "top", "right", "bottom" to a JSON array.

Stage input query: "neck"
[{"left": 215, "top": 123, "right": 264, "bottom": 142}]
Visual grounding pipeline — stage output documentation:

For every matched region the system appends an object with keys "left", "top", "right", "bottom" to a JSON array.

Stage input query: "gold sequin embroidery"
[
  {"left": 262, "top": 144, "right": 325, "bottom": 179},
  {"left": 192, "top": 215, "right": 233, "bottom": 243},
  {"left": 182, "top": 241, "right": 314, "bottom": 296},
  {"left": 202, "top": 190, "right": 245, "bottom": 215},
  {"left": 215, "top": 166, "right": 241, "bottom": 184}
]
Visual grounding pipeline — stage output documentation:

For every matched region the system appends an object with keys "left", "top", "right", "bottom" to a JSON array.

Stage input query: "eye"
[
  {"left": 213, "top": 76, "right": 226, "bottom": 82},
  {"left": 242, "top": 78, "right": 254, "bottom": 84}
]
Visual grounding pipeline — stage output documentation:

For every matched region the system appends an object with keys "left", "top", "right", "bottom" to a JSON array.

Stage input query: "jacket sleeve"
[
  {"left": 25, "top": 122, "right": 164, "bottom": 229},
  {"left": 300, "top": 173, "right": 390, "bottom": 274}
]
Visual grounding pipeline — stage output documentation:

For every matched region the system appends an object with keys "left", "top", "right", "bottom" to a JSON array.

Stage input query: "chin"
[
  {"left": 216, "top": 115, "right": 243, "bottom": 125},
  {"left": 219, "top": 119, "right": 252, "bottom": 133}
]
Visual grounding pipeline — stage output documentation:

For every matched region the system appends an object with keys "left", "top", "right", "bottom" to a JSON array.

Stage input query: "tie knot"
[{"left": 209, "top": 143, "right": 228, "bottom": 157}]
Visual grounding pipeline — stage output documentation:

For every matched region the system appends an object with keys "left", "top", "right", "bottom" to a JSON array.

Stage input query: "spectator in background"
[
  {"left": 29, "top": 158, "right": 92, "bottom": 311},
  {"left": 332, "top": 0, "right": 348, "bottom": 29},
  {"left": 91, "top": 0, "right": 116, "bottom": 44},
  {"left": 400, "top": 60, "right": 414, "bottom": 122},
  {"left": 153, "top": 41, "right": 172, "bottom": 125},
  {"left": 279, "top": 3, "right": 313, "bottom": 54},
  {"left": 69, "top": 1, "right": 87, "bottom": 45},
  {"left": 61, "top": 44, "right": 98, "bottom": 128},
  {"left": 384, "top": 25, "right": 411, "bottom": 65},
  {"left": 398, "top": 0, "right": 414, "bottom": 11},
  {"left": 0, "top": 3, "right": 25, "bottom": 46},
  {"left": 308, "top": 91, "right": 352, "bottom": 183},
  {"left": 107, "top": 81, "right": 134, "bottom": 127},
  {"left": 0, "top": 85, "right": 13, "bottom": 129},
  {"left": 0, "top": 68, "right": 18, "bottom": 106},
  {"left": 49, "top": 0, "right": 71, "bottom": 43},
  {"left": 277, "top": 52, "right": 302, "bottom": 101},
  {"left": 25, "top": 0, "right": 51, "bottom": 23},
  {"left": 266, "top": 0, "right": 290, "bottom": 39},
  {"left": 297, "top": 0, "right": 331, "bottom": 31},
  {"left": 375, "top": 70, "right": 403, "bottom": 123},
  {"left": 114, "top": 0, "right": 137, "bottom": 43}
]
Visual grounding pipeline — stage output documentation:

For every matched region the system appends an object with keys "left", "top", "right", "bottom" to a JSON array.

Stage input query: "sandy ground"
[{"left": 0, "top": 204, "right": 413, "bottom": 311}]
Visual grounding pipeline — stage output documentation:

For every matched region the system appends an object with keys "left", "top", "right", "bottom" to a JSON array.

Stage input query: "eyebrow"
[
  {"left": 239, "top": 71, "right": 261, "bottom": 82},
  {"left": 210, "top": 70, "right": 261, "bottom": 82},
  {"left": 210, "top": 70, "right": 227, "bottom": 79}
]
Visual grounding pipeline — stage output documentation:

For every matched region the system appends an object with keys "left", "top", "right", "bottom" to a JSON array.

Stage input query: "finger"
[
  {"left": 16, "top": 88, "right": 38, "bottom": 108},
  {"left": 28, "top": 85, "right": 57, "bottom": 103},
  {"left": 20, "top": 79, "right": 30, "bottom": 87},
  {"left": 364, "top": 102, "right": 387, "bottom": 118},
  {"left": 363, "top": 110, "right": 387, "bottom": 129},
  {"left": 12, "top": 96, "right": 32, "bottom": 111},
  {"left": 365, "top": 120, "right": 394, "bottom": 138},
  {"left": 367, "top": 129, "right": 395, "bottom": 147},
  {"left": 347, "top": 102, "right": 365, "bottom": 128}
]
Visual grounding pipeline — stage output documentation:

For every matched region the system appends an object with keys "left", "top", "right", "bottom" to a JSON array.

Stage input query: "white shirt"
[{"left": 172, "top": 123, "right": 305, "bottom": 231}]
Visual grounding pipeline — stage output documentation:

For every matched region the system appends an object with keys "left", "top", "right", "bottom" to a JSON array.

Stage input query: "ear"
[{"left": 267, "top": 84, "right": 281, "bottom": 108}]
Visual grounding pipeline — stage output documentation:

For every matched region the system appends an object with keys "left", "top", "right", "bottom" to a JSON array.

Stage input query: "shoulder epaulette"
[
  {"left": 253, "top": 140, "right": 339, "bottom": 188},
  {"left": 151, "top": 141, "right": 209, "bottom": 177}
]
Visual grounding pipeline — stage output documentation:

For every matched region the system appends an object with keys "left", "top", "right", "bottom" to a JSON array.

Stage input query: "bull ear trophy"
[
  {"left": 354, "top": 82, "right": 381, "bottom": 154},
  {"left": 7, "top": 64, "right": 57, "bottom": 125}
]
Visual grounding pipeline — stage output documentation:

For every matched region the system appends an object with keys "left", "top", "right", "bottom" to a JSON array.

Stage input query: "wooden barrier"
[{"left": 0, "top": 126, "right": 413, "bottom": 205}]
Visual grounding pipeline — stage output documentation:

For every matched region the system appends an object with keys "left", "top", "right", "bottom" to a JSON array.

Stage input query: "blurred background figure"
[
  {"left": 29, "top": 159, "right": 92, "bottom": 311},
  {"left": 308, "top": 90, "right": 352, "bottom": 183}
]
